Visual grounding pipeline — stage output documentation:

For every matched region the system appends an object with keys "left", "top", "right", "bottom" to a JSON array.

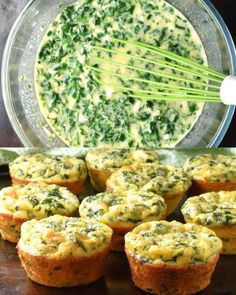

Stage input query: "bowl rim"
[
  {"left": 202, "top": 0, "right": 236, "bottom": 147},
  {"left": 1, "top": 0, "right": 236, "bottom": 147},
  {"left": 1, "top": 0, "right": 35, "bottom": 147}
]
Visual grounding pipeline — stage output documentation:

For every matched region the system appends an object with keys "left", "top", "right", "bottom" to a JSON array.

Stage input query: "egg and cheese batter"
[
  {"left": 0, "top": 183, "right": 79, "bottom": 220},
  {"left": 125, "top": 220, "right": 222, "bottom": 265},
  {"left": 182, "top": 191, "right": 236, "bottom": 226},
  {"left": 183, "top": 154, "right": 236, "bottom": 182},
  {"left": 85, "top": 148, "right": 159, "bottom": 172},
  {"left": 18, "top": 215, "right": 113, "bottom": 257},
  {"left": 36, "top": 0, "right": 207, "bottom": 147},
  {"left": 107, "top": 163, "right": 191, "bottom": 196},
  {"left": 9, "top": 153, "right": 87, "bottom": 182},
  {"left": 79, "top": 190, "right": 166, "bottom": 228}
]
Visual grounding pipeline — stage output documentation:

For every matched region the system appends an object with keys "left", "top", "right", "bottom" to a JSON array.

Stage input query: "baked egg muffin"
[
  {"left": 182, "top": 191, "right": 236, "bottom": 254},
  {"left": 106, "top": 163, "right": 191, "bottom": 215},
  {"left": 0, "top": 183, "right": 79, "bottom": 243},
  {"left": 183, "top": 154, "right": 236, "bottom": 193},
  {"left": 9, "top": 153, "right": 87, "bottom": 194},
  {"left": 17, "top": 215, "right": 112, "bottom": 287},
  {"left": 125, "top": 220, "right": 222, "bottom": 295},
  {"left": 85, "top": 148, "right": 159, "bottom": 191},
  {"left": 79, "top": 190, "right": 166, "bottom": 251}
]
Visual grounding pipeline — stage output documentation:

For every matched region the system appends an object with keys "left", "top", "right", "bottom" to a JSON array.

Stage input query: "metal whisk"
[{"left": 86, "top": 38, "right": 236, "bottom": 105}]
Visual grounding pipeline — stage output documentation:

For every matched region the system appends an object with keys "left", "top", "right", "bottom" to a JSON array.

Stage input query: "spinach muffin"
[
  {"left": 125, "top": 220, "right": 222, "bottom": 295},
  {"left": 106, "top": 163, "right": 191, "bottom": 215},
  {"left": 85, "top": 148, "right": 159, "bottom": 191},
  {"left": 17, "top": 215, "right": 112, "bottom": 287},
  {"left": 0, "top": 183, "right": 79, "bottom": 243},
  {"left": 9, "top": 153, "right": 87, "bottom": 195},
  {"left": 79, "top": 190, "right": 166, "bottom": 250},
  {"left": 183, "top": 154, "right": 236, "bottom": 193},
  {"left": 182, "top": 191, "right": 236, "bottom": 254}
]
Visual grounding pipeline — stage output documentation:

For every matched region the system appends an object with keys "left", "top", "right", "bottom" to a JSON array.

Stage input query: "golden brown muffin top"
[
  {"left": 182, "top": 191, "right": 236, "bottom": 226},
  {"left": 183, "top": 154, "right": 236, "bottom": 182},
  {"left": 18, "top": 215, "right": 113, "bottom": 257},
  {"left": 9, "top": 153, "right": 87, "bottom": 182},
  {"left": 0, "top": 183, "right": 79, "bottom": 220},
  {"left": 79, "top": 190, "right": 166, "bottom": 228},
  {"left": 125, "top": 220, "right": 222, "bottom": 265},
  {"left": 85, "top": 148, "right": 159, "bottom": 172},
  {"left": 107, "top": 163, "right": 191, "bottom": 196}
]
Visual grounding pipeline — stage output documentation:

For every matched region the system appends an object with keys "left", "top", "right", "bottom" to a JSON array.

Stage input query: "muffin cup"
[
  {"left": 86, "top": 164, "right": 112, "bottom": 192},
  {"left": 190, "top": 179, "right": 236, "bottom": 195},
  {"left": 17, "top": 246, "right": 110, "bottom": 287},
  {"left": 111, "top": 227, "right": 133, "bottom": 252},
  {"left": 125, "top": 249, "right": 220, "bottom": 295},
  {"left": 0, "top": 213, "right": 26, "bottom": 243},
  {"left": 212, "top": 226, "right": 236, "bottom": 255},
  {"left": 164, "top": 193, "right": 184, "bottom": 216}
]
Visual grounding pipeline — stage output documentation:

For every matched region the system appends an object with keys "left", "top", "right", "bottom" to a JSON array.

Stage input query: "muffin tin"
[{"left": 0, "top": 148, "right": 236, "bottom": 294}]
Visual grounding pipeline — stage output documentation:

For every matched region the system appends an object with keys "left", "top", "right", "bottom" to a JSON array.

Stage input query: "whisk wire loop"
[
  {"left": 114, "top": 38, "right": 225, "bottom": 80},
  {"left": 90, "top": 55, "right": 222, "bottom": 90},
  {"left": 87, "top": 38, "right": 228, "bottom": 103},
  {"left": 89, "top": 66, "right": 220, "bottom": 97}
]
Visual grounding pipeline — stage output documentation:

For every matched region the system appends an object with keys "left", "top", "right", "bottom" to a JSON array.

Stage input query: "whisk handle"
[{"left": 220, "top": 75, "right": 236, "bottom": 105}]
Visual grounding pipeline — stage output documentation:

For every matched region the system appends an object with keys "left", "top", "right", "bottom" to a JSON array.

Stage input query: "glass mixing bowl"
[{"left": 2, "top": 0, "right": 236, "bottom": 147}]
